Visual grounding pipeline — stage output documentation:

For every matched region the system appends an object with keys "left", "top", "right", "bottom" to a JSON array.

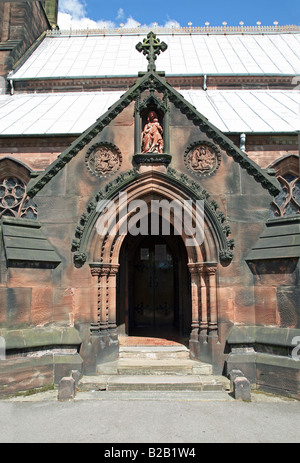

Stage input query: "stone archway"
[{"left": 85, "top": 171, "right": 225, "bottom": 361}]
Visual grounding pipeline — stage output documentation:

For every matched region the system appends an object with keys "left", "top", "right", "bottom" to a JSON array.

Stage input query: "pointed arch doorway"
[
  {"left": 117, "top": 227, "right": 191, "bottom": 344},
  {"left": 87, "top": 172, "right": 226, "bottom": 364}
]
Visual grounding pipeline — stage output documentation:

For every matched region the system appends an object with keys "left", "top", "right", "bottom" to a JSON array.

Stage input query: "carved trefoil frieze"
[
  {"left": 184, "top": 141, "right": 221, "bottom": 177},
  {"left": 86, "top": 143, "right": 122, "bottom": 178}
]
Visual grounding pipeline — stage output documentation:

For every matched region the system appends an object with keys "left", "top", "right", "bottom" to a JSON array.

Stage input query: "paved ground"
[{"left": 0, "top": 390, "right": 299, "bottom": 444}]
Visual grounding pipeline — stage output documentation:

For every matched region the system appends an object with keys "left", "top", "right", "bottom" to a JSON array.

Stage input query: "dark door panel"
[{"left": 133, "top": 239, "right": 174, "bottom": 328}]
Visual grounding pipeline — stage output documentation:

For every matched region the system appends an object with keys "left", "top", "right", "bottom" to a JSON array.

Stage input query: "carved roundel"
[
  {"left": 184, "top": 141, "right": 221, "bottom": 177},
  {"left": 86, "top": 143, "right": 122, "bottom": 178}
]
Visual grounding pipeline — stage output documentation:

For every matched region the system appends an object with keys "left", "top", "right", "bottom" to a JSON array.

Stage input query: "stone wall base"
[
  {"left": 226, "top": 326, "right": 300, "bottom": 399},
  {"left": 190, "top": 334, "right": 224, "bottom": 375},
  {"left": 0, "top": 353, "right": 83, "bottom": 397},
  {"left": 0, "top": 326, "right": 83, "bottom": 397},
  {"left": 78, "top": 324, "right": 119, "bottom": 375}
]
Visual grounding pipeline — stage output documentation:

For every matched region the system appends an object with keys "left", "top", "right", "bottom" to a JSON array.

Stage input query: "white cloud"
[
  {"left": 57, "top": 0, "right": 181, "bottom": 30},
  {"left": 164, "top": 19, "right": 181, "bottom": 28},
  {"left": 116, "top": 8, "right": 125, "bottom": 21},
  {"left": 58, "top": 12, "right": 115, "bottom": 30},
  {"left": 59, "top": 0, "right": 87, "bottom": 19},
  {"left": 58, "top": 0, "right": 114, "bottom": 29}
]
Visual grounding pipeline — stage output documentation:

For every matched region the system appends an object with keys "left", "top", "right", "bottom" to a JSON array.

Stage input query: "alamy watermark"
[
  {"left": 95, "top": 193, "right": 205, "bottom": 247},
  {"left": 0, "top": 77, "right": 6, "bottom": 95},
  {"left": 292, "top": 337, "right": 300, "bottom": 361}
]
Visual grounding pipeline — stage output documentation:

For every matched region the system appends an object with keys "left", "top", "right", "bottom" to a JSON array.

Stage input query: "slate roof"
[
  {"left": 10, "top": 31, "right": 300, "bottom": 79},
  {"left": 0, "top": 89, "right": 298, "bottom": 135},
  {"left": 246, "top": 216, "right": 300, "bottom": 260},
  {"left": 1, "top": 217, "right": 61, "bottom": 265},
  {"left": 25, "top": 70, "right": 281, "bottom": 199}
]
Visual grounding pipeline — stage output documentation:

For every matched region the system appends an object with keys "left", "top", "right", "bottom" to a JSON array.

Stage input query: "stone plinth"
[{"left": 133, "top": 154, "right": 172, "bottom": 173}]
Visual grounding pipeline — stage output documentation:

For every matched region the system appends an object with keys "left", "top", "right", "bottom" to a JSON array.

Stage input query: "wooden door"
[{"left": 133, "top": 239, "right": 174, "bottom": 328}]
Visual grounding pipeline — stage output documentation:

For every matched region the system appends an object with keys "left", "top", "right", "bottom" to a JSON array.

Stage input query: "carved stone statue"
[{"left": 142, "top": 111, "right": 164, "bottom": 154}]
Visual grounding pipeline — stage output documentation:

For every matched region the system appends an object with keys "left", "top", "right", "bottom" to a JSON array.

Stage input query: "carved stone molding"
[
  {"left": 85, "top": 142, "right": 122, "bottom": 178},
  {"left": 90, "top": 263, "right": 120, "bottom": 277},
  {"left": 184, "top": 141, "right": 221, "bottom": 177},
  {"left": 74, "top": 251, "right": 87, "bottom": 267},
  {"left": 133, "top": 154, "right": 172, "bottom": 166},
  {"left": 188, "top": 262, "right": 218, "bottom": 275}
]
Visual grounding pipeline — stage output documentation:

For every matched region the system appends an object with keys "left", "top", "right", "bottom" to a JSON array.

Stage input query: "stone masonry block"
[
  {"left": 229, "top": 369, "right": 244, "bottom": 391},
  {"left": 233, "top": 377, "right": 252, "bottom": 402},
  {"left": 71, "top": 370, "right": 82, "bottom": 387},
  {"left": 58, "top": 377, "right": 76, "bottom": 401}
]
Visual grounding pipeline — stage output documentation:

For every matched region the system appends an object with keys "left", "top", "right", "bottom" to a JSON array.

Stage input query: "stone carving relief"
[
  {"left": 184, "top": 142, "right": 221, "bottom": 177},
  {"left": 86, "top": 143, "right": 122, "bottom": 177},
  {"left": 142, "top": 111, "right": 164, "bottom": 154}
]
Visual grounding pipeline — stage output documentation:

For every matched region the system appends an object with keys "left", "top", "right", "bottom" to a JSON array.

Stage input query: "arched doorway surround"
[{"left": 84, "top": 171, "right": 230, "bottom": 355}]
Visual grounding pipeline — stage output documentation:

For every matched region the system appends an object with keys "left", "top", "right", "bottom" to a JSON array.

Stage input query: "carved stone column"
[
  {"left": 199, "top": 265, "right": 209, "bottom": 337},
  {"left": 90, "top": 263, "right": 120, "bottom": 331},
  {"left": 188, "top": 262, "right": 219, "bottom": 360},
  {"left": 188, "top": 264, "right": 201, "bottom": 343},
  {"left": 207, "top": 265, "right": 218, "bottom": 336},
  {"left": 88, "top": 263, "right": 120, "bottom": 370},
  {"left": 107, "top": 264, "right": 120, "bottom": 330},
  {"left": 90, "top": 265, "right": 102, "bottom": 331}
]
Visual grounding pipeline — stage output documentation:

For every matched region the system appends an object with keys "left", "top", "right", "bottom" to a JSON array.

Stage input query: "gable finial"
[{"left": 136, "top": 31, "right": 168, "bottom": 73}]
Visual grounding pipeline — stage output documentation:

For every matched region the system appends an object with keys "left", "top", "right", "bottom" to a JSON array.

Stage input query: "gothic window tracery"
[
  {"left": 0, "top": 159, "right": 37, "bottom": 220},
  {"left": 269, "top": 155, "right": 300, "bottom": 218},
  {"left": 271, "top": 174, "right": 300, "bottom": 218}
]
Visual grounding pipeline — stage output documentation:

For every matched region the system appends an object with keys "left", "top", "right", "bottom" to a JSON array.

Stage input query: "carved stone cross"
[{"left": 136, "top": 32, "right": 168, "bottom": 72}]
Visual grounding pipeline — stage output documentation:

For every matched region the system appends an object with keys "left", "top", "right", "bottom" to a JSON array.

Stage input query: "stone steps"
[
  {"left": 79, "top": 375, "right": 229, "bottom": 392},
  {"left": 78, "top": 346, "right": 229, "bottom": 393},
  {"left": 119, "top": 346, "right": 190, "bottom": 360},
  {"left": 97, "top": 346, "right": 213, "bottom": 376},
  {"left": 116, "top": 359, "right": 212, "bottom": 376}
]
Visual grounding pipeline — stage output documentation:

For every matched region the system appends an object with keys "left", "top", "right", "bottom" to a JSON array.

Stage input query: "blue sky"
[{"left": 58, "top": 0, "right": 300, "bottom": 29}]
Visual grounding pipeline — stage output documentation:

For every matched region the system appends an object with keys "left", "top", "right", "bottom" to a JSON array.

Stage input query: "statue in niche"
[{"left": 142, "top": 111, "right": 164, "bottom": 154}]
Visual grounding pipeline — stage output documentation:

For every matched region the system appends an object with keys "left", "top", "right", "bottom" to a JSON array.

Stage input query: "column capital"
[
  {"left": 206, "top": 265, "right": 217, "bottom": 275},
  {"left": 188, "top": 262, "right": 218, "bottom": 275},
  {"left": 90, "top": 263, "right": 120, "bottom": 277}
]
